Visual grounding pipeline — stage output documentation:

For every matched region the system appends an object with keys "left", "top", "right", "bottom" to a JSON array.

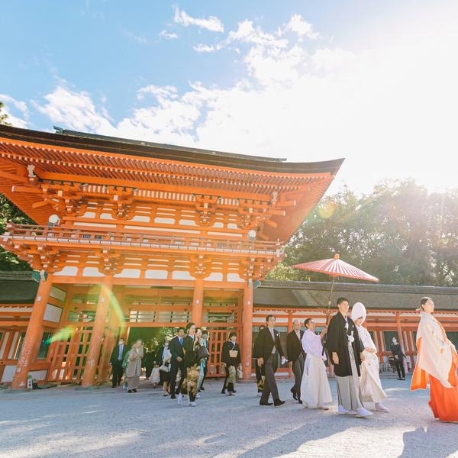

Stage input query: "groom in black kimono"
[{"left": 326, "top": 297, "right": 372, "bottom": 417}]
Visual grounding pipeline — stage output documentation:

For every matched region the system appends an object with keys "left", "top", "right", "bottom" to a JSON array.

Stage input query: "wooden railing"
[{"left": 2, "top": 223, "right": 284, "bottom": 256}]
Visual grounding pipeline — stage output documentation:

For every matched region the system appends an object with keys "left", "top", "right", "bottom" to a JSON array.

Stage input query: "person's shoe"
[
  {"left": 127, "top": 390, "right": 132, "bottom": 393},
  {"left": 274, "top": 399, "right": 285, "bottom": 407},
  {"left": 163, "top": 393, "right": 168, "bottom": 396},
  {"left": 337, "top": 405, "right": 350, "bottom": 414},
  {"left": 189, "top": 402, "right": 197, "bottom": 407},
  {"left": 232, "top": 390, "right": 236, "bottom": 393},
  {"left": 132, "top": 389, "right": 137, "bottom": 393},
  {"left": 290, "top": 387, "right": 297, "bottom": 400},
  {"left": 200, "top": 386, "right": 205, "bottom": 391},
  {"left": 170, "top": 394, "right": 176, "bottom": 399},
  {"left": 177, "top": 393, "right": 183, "bottom": 404},
  {"left": 375, "top": 403, "right": 390, "bottom": 413},
  {"left": 401, "top": 377, "right": 406, "bottom": 380},
  {"left": 397, "top": 378, "right": 403, "bottom": 380},
  {"left": 318, "top": 405, "right": 329, "bottom": 410},
  {"left": 196, "top": 393, "right": 201, "bottom": 399},
  {"left": 260, "top": 401, "right": 273, "bottom": 406},
  {"left": 298, "top": 399, "right": 303, "bottom": 404},
  {"left": 221, "top": 389, "right": 228, "bottom": 395},
  {"left": 356, "top": 407, "right": 373, "bottom": 418}
]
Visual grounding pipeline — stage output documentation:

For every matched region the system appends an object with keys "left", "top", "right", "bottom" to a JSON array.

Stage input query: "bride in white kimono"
[
  {"left": 351, "top": 302, "right": 390, "bottom": 413},
  {"left": 300, "top": 318, "right": 332, "bottom": 410}
]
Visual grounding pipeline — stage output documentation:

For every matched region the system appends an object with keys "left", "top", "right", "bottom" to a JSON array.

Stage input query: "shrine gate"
[{"left": 0, "top": 124, "right": 342, "bottom": 388}]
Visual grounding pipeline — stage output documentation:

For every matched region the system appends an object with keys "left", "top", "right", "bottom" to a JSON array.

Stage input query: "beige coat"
[{"left": 126, "top": 346, "right": 144, "bottom": 377}]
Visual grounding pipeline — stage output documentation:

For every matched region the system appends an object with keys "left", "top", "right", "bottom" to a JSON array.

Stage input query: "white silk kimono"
[
  {"left": 356, "top": 325, "right": 387, "bottom": 403},
  {"left": 300, "top": 329, "right": 332, "bottom": 408}
]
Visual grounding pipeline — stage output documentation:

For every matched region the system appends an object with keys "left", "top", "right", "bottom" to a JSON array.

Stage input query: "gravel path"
[{"left": 1, "top": 375, "right": 457, "bottom": 458}]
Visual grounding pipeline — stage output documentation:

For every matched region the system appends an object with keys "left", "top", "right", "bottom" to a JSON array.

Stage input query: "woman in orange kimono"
[{"left": 411, "top": 297, "right": 458, "bottom": 422}]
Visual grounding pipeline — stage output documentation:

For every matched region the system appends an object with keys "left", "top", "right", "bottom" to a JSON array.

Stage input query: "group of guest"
[
  {"left": 253, "top": 299, "right": 395, "bottom": 417},
  {"left": 110, "top": 295, "right": 458, "bottom": 422}
]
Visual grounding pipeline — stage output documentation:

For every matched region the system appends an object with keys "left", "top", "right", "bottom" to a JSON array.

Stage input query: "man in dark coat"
[
  {"left": 326, "top": 297, "right": 372, "bottom": 417},
  {"left": 253, "top": 314, "right": 286, "bottom": 407},
  {"left": 287, "top": 319, "right": 305, "bottom": 403},
  {"left": 110, "top": 337, "right": 127, "bottom": 388},
  {"left": 168, "top": 327, "right": 186, "bottom": 399}
]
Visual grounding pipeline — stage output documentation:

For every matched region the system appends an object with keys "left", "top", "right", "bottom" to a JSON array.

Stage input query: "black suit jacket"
[
  {"left": 183, "top": 335, "right": 198, "bottom": 367},
  {"left": 253, "top": 327, "right": 285, "bottom": 361},
  {"left": 169, "top": 336, "right": 185, "bottom": 361},
  {"left": 110, "top": 343, "right": 127, "bottom": 365},
  {"left": 286, "top": 330, "right": 304, "bottom": 362}
]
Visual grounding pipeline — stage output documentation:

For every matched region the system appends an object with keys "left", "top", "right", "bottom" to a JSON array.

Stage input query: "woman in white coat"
[
  {"left": 351, "top": 302, "right": 389, "bottom": 412},
  {"left": 300, "top": 318, "right": 332, "bottom": 410}
]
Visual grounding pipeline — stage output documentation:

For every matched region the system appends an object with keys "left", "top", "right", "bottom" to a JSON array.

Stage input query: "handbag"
[
  {"left": 229, "top": 349, "right": 238, "bottom": 358},
  {"left": 159, "top": 363, "right": 170, "bottom": 372},
  {"left": 197, "top": 345, "right": 210, "bottom": 359},
  {"left": 237, "top": 367, "right": 243, "bottom": 379}
]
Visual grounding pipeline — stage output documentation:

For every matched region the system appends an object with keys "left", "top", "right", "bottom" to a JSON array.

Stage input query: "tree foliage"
[
  {"left": 0, "top": 101, "right": 33, "bottom": 270},
  {"left": 273, "top": 179, "right": 458, "bottom": 286},
  {"left": 0, "top": 102, "right": 11, "bottom": 126}
]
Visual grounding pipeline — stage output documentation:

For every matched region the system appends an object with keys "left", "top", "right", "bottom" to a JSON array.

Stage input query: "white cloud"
[
  {"left": 137, "top": 85, "right": 179, "bottom": 101},
  {"left": 228, "top": 20, "right": 287, "bottom": 49},
  {"left": 173, "top": 7, "right": 224, "bottom": 33},
  {"left": 0, "top": 94, "right": 29, "bottom": 128},
  {"left": 26, "top": 5, "right": 458, "bottom": 196},
  {"left": 33, "top": 85, "right": 117, "bottom": 135},
  {"left": 122, "top": 29, "right": 147, "bottom": 45},
  {"left": 159, "top": 30, "right": 178, "bottom": 40},
  {"left": 193, "top": 43, "right": 221, "bottom": 53},
  {"left": 284, "top": 14, "right": 320, "bottom": 40}
]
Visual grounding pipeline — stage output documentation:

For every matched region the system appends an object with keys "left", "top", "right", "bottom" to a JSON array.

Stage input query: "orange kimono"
[{"left": 411, "top": 312, "right": 458, "bottom": 422}]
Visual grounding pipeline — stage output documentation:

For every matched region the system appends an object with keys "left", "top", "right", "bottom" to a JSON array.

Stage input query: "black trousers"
[
  {"left": 394, "top": 358, "right": 405, "bottom": 378},
  {"left": 260, "top": 354, "right": 279, "bottom": 403},
  {"left": 291, "top": 354, "right": 304, "bottom": 399},
  {"left": 111, "top": 361, "right": 123, "bottom": 387},
  {"left": 169, "top": 358, "right": 186, "bottom": 395}
]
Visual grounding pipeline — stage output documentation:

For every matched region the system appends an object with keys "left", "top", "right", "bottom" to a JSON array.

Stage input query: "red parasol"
[{"left": 293, "top": 253, "right": 379, "bottom": 317}]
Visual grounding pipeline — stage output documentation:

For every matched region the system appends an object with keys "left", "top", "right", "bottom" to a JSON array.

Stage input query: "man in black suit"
[
  {"left": 287, "top": 319, "right": 305, "bottom": 403},
  {"left": 168, "top": 327, "right": 186, "bottom": 399},
  {"left": 254, "top": 315, "right": 286, "bottom": 406},
  {"left": 110, "top": 337, "right": 127, "bottom": 388}
]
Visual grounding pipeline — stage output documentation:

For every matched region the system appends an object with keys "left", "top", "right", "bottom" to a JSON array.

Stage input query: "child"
[{"left": 151, "top": 362, "right": 161, "bottom": 388}]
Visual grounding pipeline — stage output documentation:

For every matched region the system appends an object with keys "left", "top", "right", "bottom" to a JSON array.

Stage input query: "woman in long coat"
[
  {"left": 126, "top": 339, "right": 144, "bottom": 393},
  {"left": 411, "top": 297, "right": 458, "bottom": 422}
]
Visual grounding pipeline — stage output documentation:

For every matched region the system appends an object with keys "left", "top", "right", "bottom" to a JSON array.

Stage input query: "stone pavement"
[{"left": 0, "top": 374, "right": 457, "bottom": 458}]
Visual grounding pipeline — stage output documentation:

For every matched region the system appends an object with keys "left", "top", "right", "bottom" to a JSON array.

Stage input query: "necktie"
[
  {"left": 270, "top": 328, "right": 277, "bottom": 354},
  {"left": 179, "top": 338, "right": 183, "bottom": 346},
  {"left": 118, "top": 345, "right": 123, "bottom": 360}
]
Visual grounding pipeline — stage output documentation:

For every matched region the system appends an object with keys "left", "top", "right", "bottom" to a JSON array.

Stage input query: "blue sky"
[{"left": 1, "top": 1, "right": 457, "bottom": 195}]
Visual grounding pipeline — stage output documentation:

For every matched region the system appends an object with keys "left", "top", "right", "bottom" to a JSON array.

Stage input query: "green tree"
[
  {"left": 0, "top": 101, "right": 11, "bottom": 126},
  {"left": 273, "top": 179, "right": 458, "bottom": 287},
  {"left": 0, "top": 101, "right": 33, "bottom": 270}
]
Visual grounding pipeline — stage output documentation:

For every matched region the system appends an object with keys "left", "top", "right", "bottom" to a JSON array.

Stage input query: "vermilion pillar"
[
  {"left": 192, "top": 278, "right": 204, "bottom": 326},
  {"left": 11, "top": 276, "right": 53, "bottom": 389},
  {"left": 241, "top": 284, "right": 253, "bottom": 380},
  {"left": 81, "top": 276, "right": 113, "bottom": 387}
]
